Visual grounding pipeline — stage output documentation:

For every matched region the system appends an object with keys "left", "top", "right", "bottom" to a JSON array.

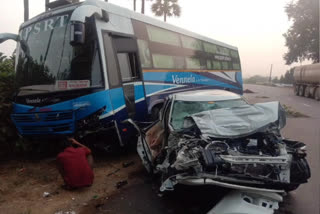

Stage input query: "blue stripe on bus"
[{"left": 143, "top": 72, "right": 240, "bottom": 90}]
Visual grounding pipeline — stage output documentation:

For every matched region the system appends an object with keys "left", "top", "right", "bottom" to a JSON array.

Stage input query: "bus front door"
[{"left": 112, "top": 34, "right": 147, "bottom": 145}]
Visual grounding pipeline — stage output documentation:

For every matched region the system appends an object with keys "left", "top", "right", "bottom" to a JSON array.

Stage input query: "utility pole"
[
  {"left": 45, "top": 0, "right": 49, "bottom": 11},
  {"left": 24, "top": 0, "right": 29, "bottom": 21},
  {"left": 269, "top": 64, "right": 273, "bottom": 83}
]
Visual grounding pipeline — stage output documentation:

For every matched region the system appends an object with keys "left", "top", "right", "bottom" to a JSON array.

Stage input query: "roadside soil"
[{"left": 0, "top": 151, "right": 144, "bottom": 214}]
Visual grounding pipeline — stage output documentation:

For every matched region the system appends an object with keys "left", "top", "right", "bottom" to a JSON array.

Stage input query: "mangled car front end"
[{"left": 133, "top": 91, "right": 311, "bottom": 194}]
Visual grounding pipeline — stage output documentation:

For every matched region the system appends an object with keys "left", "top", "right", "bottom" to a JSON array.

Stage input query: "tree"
[
  {"left": 151, "top": 0, "right": 181, "bottom": 22},
  {"left": 24, "top": 0, "right": 29, "bottom": 21},
  {"left": 283, "top": 0, "right": 319, "bottom": 65},
  {"left": 282, "top": 68, "right": 295, "bottom": 84},
  {"left": 0, "top": 53, "right": 14, "bottom": 73},
  {"left": 243, "top": 75, "right": 269, "bottom": 84},
  {"left": 0, "top": 52, "right": 6, "bottom": 63},
  {"left": 141, "top": 0, "right": 145, "bottom": 13},
  {"left": 272, "top": 76, "right": 279, "bottom": 83},
  {"left": 141, "top": 0, "right": 153, "bottom": 14},
  {"left": 0, "top": 53, "right": 17, "bottom": 157}
]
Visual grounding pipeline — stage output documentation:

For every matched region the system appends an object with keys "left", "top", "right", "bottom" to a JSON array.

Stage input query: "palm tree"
[
  {"left": 24, "top": 0, "right": 29, "bottom": 21},
  {"left": 151, "top": 0, "right": 181, "bottom": 22},
  {"left": 141, "top": 0, "right": 145, "bottom": 14}
]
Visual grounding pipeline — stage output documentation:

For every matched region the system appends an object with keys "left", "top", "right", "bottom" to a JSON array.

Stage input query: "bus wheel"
[
  {"left": 315, "top": 87, "right": 320, "bottom": 101},
  {"left": 298, "top": 86, "right": 305, "bottom": 96},
  {"left": 304, "top": 86, "right": 310, "bottom": 97}
]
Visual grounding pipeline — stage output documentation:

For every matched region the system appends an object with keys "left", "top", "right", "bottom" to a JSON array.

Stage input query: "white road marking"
[{"left": 303, "top": 103, "right": 311, "bottom": 107}]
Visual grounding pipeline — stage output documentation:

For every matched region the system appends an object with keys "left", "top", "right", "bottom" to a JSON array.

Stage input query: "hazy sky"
[{"left": 0, "top": 0, "right": 308, "bottom": 77}]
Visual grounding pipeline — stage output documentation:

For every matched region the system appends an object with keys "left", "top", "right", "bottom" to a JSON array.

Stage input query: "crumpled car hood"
[{"left": 190, "top": 101, "right": 286, "bottom": 138}]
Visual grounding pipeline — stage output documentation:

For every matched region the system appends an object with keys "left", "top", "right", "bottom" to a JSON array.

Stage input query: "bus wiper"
[
  {"left": 19, "top": 85, "right": 53, "bottom": 92},
  {"left": 20, "top": 88, "right": 50, "bottom": 92}
]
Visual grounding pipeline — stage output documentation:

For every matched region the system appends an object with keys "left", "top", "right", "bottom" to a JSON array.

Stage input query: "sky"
[{"left": 0, "top": 0, "right": 310, "bottom": 78}]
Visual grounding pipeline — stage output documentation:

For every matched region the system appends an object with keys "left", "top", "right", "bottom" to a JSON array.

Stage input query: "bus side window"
[
  {"left": 102, "top": 33, "right": 121, "bottom": 88},
  {"left": 117, "top": 53, "right": 133, "bottom": 82}
]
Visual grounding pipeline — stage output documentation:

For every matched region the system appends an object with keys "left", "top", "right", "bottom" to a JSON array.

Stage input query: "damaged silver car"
[{"left": 129, "top": 90, "right": 311, "bottom": 193}]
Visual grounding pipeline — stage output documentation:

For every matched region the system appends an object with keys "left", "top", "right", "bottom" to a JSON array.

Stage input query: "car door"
[{"left": 136, "top": 97, "right": 172, "bottom": 173}]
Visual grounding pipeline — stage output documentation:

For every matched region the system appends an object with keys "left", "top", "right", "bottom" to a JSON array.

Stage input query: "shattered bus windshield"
[{"left": 15, "top": 12, "right": 103, "bottom": 95}]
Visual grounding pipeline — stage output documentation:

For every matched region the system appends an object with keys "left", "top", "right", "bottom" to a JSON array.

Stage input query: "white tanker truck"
[{"left": 293, "top": 63, "right": 320, "bottom": 100}]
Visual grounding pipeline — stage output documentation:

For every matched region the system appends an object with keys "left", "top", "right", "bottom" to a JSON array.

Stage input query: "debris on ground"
[
  {"left": 19, "top": 168, "right": 26, "bottom": 173},
  {"left": 54, "top": 211, "right": 76, "bottom": 214},
  {"left": 282, "top": 104, "right": 309, "bottom": 118},
  {"left": 116, "top": 180, "right": 128, "bottom": 189},
  {"left": 92, "top": 195, "right": 99, "bottom": 199},
  {"left": 243, "top": 89, "right": 254, "bottom": 93},
  {"left": 255, "top": 95, "right": 270, "bottom": 99},
  {"left": 106, "top": 168, "right": 120, "bottom": 176},
  {"left": 43, "top": 192, "right": 50, "bottom": 198},
  {"left": 122, "top": 161, "right": 135, "bottom": 168}
]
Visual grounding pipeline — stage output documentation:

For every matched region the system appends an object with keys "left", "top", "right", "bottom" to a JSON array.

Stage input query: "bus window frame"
[
  {"left": 110, "top": 31, "right": 143, "bottom": 83},
  {"left": 101, "top": 30, "right": 122, "bottom": 89}
]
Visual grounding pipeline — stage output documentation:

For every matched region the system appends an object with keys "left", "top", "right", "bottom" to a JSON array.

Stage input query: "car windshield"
[
  {"left": 170, "top": 98, "right": 247, "bottom": 130},
  {"left": 15, "top": 12, "right": 103, "bottom": 96}
]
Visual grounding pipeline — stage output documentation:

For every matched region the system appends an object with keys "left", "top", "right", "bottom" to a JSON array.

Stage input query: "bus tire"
[
  {"left": 304, "top": 86, "right": 310, "bottom": 97},
  {"left": 298, "top": 86, "right": 304, "bottom": 96},
  {"left": 294, "top": 85, "right": 299, "bottom": 95}
]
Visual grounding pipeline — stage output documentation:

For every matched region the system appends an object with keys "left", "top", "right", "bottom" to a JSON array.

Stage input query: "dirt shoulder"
[{"left": 0, "top": 152, "right": 144, "bottom": 214}]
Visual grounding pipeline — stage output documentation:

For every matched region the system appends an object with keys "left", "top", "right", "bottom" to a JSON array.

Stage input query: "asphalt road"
[
  {"left": 97, "top": 84, "right": 320, "bottom": 214},
  {"left": 243, "top": 84, "right": 320, "bottom": 214}
]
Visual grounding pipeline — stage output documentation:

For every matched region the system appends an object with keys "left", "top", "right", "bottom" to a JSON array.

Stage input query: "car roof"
[{"left": 172, "top": 89, "right": 242, "bottom": 102}]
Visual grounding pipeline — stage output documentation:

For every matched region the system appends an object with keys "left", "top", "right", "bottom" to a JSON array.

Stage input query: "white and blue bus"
[{"left": 0, "top": 0, "right": 243, "bottom": 145}]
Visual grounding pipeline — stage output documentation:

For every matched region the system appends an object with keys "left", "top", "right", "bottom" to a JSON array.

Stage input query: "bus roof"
[
  {"left": 20, "top": 0, "right": 237, "bottom": 51},
  {"left": 84, "top": 0, "right": 238, "bottom": 50}
]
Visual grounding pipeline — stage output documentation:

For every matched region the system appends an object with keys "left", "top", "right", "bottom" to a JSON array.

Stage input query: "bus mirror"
[
  {"left": 91, "top": 10, "right": 109, "bottom": 22},
  {"left": 70, "top": 22, "right": 85, "bottom": 46},
  {"left": 0, "top": 33, "right": 19, "bottom": 44},
  {"left": 101, "top": 10, "right": 109, "bottom": 22}
]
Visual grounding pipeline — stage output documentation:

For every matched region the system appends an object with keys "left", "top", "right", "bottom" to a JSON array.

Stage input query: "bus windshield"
[{"left": 15, "top": 12, "right": 103, "bottom": 96}]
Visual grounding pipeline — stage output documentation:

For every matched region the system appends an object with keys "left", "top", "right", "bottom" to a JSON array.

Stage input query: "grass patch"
[{"left": 282, "top": 104, "right": 309, "bottom": 118}]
